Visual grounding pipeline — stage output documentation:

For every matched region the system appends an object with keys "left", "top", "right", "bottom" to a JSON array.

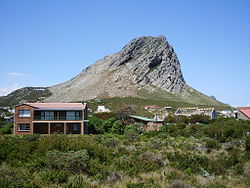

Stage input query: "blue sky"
[{"left": 0, "top": 0, "right": 249, "bottom": 107}]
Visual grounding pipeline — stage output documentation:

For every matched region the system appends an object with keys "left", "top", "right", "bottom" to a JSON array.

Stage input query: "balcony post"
[
  {"left": 64, "top": 123, "right": 66, "bottom": 134},
  {"left": 48, "top": 123, "right": 50, "bottom": 134},
  {"left": 81, "top": 122, "right": 84, "bottom": 134},
  {"left": 31, "top": 122, "right": 34, "bottom": 134}
]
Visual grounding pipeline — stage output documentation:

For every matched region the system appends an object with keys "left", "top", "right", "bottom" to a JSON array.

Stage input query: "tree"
[{"left": 116, "top": 106, "right": 134, "bottom": 126}]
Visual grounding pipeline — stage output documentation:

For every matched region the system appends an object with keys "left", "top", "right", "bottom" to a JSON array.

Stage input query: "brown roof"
[
  {"left": 144, "top": 105, "right": 160, "bottom": 109},
  {"left": 19, "top": 103, "right": 86, "bottom": 110}
]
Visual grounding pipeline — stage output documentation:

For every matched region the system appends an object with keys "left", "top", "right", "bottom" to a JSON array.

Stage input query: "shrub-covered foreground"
[{"left": 0, "top": 118, "right": 250, "bottom": 187}]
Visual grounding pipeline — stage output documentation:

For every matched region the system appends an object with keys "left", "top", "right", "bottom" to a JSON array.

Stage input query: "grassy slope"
[
  {"left": 85, "top": 96, "right": 229, "bottom": 117},
  {"left": 0, "top": 87, "right": 52, "bottom": 107}
]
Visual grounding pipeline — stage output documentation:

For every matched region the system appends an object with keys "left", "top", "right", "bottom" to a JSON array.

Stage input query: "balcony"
[
  {"left": 34, "top": 110, "right": 82, "bottom": 121},
  {"left": 34, "top": 116, "right": 82, "bottom": 121}
]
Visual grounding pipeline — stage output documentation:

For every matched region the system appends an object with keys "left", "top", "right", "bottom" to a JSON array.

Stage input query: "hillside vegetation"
[
  {"left": 86, "top": 97, "right": 230, "bottom": 117},
  {"left": 0, "top": 87, "right": 52, "bottom": 107},
  {"left": 1, "top": 117, "right": 250, "bottom": 187}
]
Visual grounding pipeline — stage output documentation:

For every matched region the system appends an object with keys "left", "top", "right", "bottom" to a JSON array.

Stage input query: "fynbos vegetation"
[{"left": 0, "top": 116, "right": 250, "bottom": 187}]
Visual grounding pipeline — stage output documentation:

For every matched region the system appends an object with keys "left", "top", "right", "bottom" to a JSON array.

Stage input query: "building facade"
[
  {"left": 175, "top": 107, "right": 216, "bottom": 119},
  {"left": 14, "top": 103, "right": 88, "bottom": 135},
  {"left": 237, "top": 107, "right": 250, "bottom": 120}
]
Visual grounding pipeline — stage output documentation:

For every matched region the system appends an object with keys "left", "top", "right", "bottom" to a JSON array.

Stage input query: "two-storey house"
[{"left": 14, "top": 103, "right": 88, "bottom": 135}]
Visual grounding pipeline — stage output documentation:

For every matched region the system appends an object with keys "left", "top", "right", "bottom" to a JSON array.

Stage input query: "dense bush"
[
  {"left": 205, "top": 138, "right": 220, "bottom": 149},
  {"left": 245, "top": 135, "right": 250, "bottom": 151},
  {"left": 45, "top": 150, "right": 89, "bottom": 173},
  {"left": 94, "top": 112, "right": 118, "bottom": 120},
  {"left": 166, "top": 151, "right": 212, "bottom": 174},
  {"left": 89, "top": 117, "right": 123, "bottom": 134},
  {"left": 189, "top": 114, "right": 210, "bottom": 124},
  {"left": 0, "top": 117, "right": 249, "bottom": 187},
  {"left": 0, "top": 122, "right": 12, "bottom": 134},
  {"left": 164, "top": 114, "right": 210, "bottom": 125}
]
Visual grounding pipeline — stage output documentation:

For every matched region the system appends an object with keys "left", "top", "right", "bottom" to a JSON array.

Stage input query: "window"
[
  {"left": 19, "top": 110, "right": 31, "bottom": 117},
  {"left": 19, "top": 124, "right": 30, "bottom": 131},
  {"left": 73, "top": 124, "right": 80, "bottom": 131},
  {"left": 34, "top": 111, "right": 45, "bottom": 120},
  {"left": 45, "top": 111, "right": 54, "bottom": 120},
  {"left": 66, "top": 111, "right": 81, "bottom": 120},
  {"left": 75, "top": 111, "right": 80, "bottom": 120},
  {"left": 66, "top": 111, "right": 75, "bottom": 120}
]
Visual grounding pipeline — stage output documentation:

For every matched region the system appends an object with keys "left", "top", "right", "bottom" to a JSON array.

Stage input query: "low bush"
[
  {"left": 41, "top": 169, "right": 68, "bottom": 184},
  {"left": 45, "top": 150, "right": 89, "bottom": 173},
  {"left": 245, "top": 135, "right": 250, "bottom": 151},
  {"left": 0, "top": 122, "right": 12, "bottom": 134},
  {"left": 205, "top": 138, "right": 220, "bottom": 149},
  {"left": 166, "top": 151, "right": 211, "bottom": 174}
]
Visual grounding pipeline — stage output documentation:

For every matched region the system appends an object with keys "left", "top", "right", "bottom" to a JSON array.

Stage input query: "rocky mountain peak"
[
  {"left": 44, "top": 35, "right": 188, "bottom": 102},
  {"left": 109, "top": 35, "right": 186, "bottom": 93}
]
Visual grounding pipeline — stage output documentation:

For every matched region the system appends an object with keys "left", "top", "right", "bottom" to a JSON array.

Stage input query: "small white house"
[{"left": 96, "top": 106, "right": 111, "bottom": 113}]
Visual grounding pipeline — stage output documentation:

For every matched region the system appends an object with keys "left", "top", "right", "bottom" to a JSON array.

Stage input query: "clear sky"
[{"left": 0, "top": 0, "right": 249, "bottom": 107}]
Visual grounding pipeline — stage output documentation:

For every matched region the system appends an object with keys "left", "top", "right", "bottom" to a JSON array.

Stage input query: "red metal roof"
[
  {"left": 25, "top": 103, "right": 86, "bottom": 110},
  {"left": 239, "top": 107, "right": 250, "bottom": 119}
]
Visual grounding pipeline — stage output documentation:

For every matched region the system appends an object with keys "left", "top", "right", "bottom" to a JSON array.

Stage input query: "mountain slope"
[
  {"left": 0, "top": 87, "right": 51, "bottom": 106},
  {"left": 45, "top": 35, "right": 225, "bottom": 107}
]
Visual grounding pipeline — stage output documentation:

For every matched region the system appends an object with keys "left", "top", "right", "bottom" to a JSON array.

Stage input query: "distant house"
[
  {"left": 218, "top": 109, "right": 235, "bottom": 118},
  {"left": 144, "top": 105, "right": 160, "bottom": 110},
  {"left": 175, "top": 107, "right": 216, "bottom": 119},
  {"left": 129, "top": 115, "right": 163, "bottom": 131},
  {"left": 4, "top": 116, "right": 14, "bottom": 123},
  {"left": 237, "top": 107, "right": 250, "bottom": 120},
  {"left": 164, "top": 106, "right": 172, "bottom": 111},
  {"left": 95, "top": 106, "right": 111, "bottom": 113},
  {"left": 14, "top": 103, "right": 88, "bottom": 135}
]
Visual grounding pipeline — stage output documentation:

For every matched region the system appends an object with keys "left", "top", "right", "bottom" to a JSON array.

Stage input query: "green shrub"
[
  {"left": 0, "top": 136, "right": 19, "bottom": 162},
  {"left": 66, "top": 175, "right": 98, "bottom": 188},
  {"left": 89, "top": 117, "right": 118, "bottom": 133},
  {"left": 116, "top": 151, "right": 162, "bottom": 176},
  {"left": 111, "top": 121, "right": 125, "bottom": 134},
  {"left": 126, "top": 182, "right": 145, "bottom": 188},
  {"left": 94, "top": 112, "right": 118, "bottom": 120},
  {"left": 166, "top": 151, "right": 211, "bottom": 174},
  {"left": 126, "top": 179, "right": 158, "bottom": 188},
  {"left": 87, "top": 158, "right": 111, "bottom": 180},
  {"left": 46, "top": 150, "right": 89, "bottom": 173},
  {"left": 23, "top": 134, "right": 40, "bottom": 142},
  {"left": 0, "top": 123, "right": 12, "bottom": 134},
  {"left": 41, "top": 169, "right": 68, "bottom": 184},
  {"left": 0, "top": 163, "right": 39, "bottom": 187},
  {"left": 203, "top": 125, "right": 226, "bottom": 142},
  {"left": 205, "top": 139, "right": 220, "bottom": 149},
  {"left": 163, "top": 115, "right": 175, "bottom": 124},
  {"left": 245, "top": 135, "right": 250, "bottom": 151},
  {"left": 189, "top": 114, "right": 210, "bottom": 124},
  {"left": 205, "top": 182, "right": 228, "bottom": 188},
  {"left": 174, "top": 116, "right": 189, "bottom": 124}
]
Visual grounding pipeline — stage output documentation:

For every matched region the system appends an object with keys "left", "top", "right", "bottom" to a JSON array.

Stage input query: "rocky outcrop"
[
  {"left": 46, "top": 36, "right": 189, "bottom": 102},
  {"left": 111, "top": 35, "right": 186, "bottom": 93}
]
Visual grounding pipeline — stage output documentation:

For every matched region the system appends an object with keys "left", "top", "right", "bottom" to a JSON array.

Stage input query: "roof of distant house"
[
  {"left": 239, "top": 107, "right": 250, "bottom": 119},
  {"left": 144, "top": 105, "right": 160, "bottom": 109},
  {"left": 175, "top": 107, "right": 215, "bottom": 115},
  {"left": 129, "top": 115, "right": 163, "bottom": 122},
  {"left": 16, "top": 103, "right": 87, "bottom": 110}
]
